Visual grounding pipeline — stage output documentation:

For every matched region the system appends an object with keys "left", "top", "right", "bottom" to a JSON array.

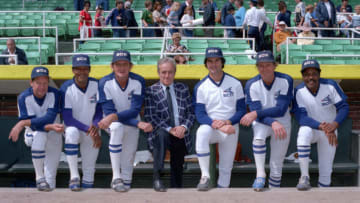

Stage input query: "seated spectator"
[
  {"left": 94, "top": 5, "right": 105, "bottom": 37},
  {"left": 167, "top": 2, "right": 181, "bottom": 36},
  {"left": 174, "top": 55, "right": 188, "bottom": 64},
  {"left": 180, "top": 6, "right": 195, "bottom": 37},
  {"left": 274, "top": 21, "right": 296, "bottom": 51},
  {"left": 142, "top": 0, "right": 155, "bottom": 37},
  {"left": 337, "top": 0, "right": 352, "bottom": 12},
  {"left": 297, "top": 23, "right": 315, "bottom": 45},
  {"left": 166, "top": 32, "right": 189, "bottom": 53},
  {"left": 351, "top": 5, "right": 360, "bottom": 38},
  {"left": 337, "top": 7, "right": 352, "bottom": 37},
  {"left": 224, "top": 5, "right": 236, "bottom": 38},
  {"left": 124, "top": 1, "right": 138, "bottom": 37},
  {"left": 153, "top": 1, "right": 167, "bottom": 37},
  {"left": 0, "top": 39, "right": 28, "bottom": 65}
]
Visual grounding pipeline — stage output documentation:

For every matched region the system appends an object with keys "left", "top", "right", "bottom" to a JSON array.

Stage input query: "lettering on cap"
[
  {"left": 116, "top": 52, "right": 128, "bottom": 57},
  {"left": 258, "top": 53, "right": 269, "bottom": 59},
  {"left": 208, "top": 49, "right": 218, "bottom": 53},
  {"left": 77, "top": 57, "right": 88, "bottom": 61},
  {"left": 36, "top": 68, "right": 47, "bottom": 73},
  {"left": 304, "top": 60, "right": 315, "bottom": 66}
]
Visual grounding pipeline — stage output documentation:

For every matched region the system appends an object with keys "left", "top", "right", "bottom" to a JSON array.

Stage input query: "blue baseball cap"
[
  {"left": 250, "top": 0, "right": 258, "bottom": 4},
  {"left": 301, "top": 59, "right": 321, "bottom": 73},
  {"left": 31, "top": 66, "right": 49, "bottom": 80},
  {"left": 72, "top": 54, "right": 90, "bottom": 68},
  {"left": 112, "top": 50, "right": 132, "bottom": 64},
  {"left": 256, "top": 51, "right": 275, "bottom": 64},
  {"left": 204, "top": 47, "right": 225, "bottom": 64}
]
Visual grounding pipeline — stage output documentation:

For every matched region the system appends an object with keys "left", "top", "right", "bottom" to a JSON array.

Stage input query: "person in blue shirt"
[
  {"left": 336, "top": 0, "right": 352, "bottom": 12},
  {"left": 106, "top": 0, "right": 126, "bottom": 37},
  {"left": 234, "top": 0, "right": 245, "bottom": 27},
  {"left": 277, "top": 1, "right": 292, "bottom": 27},
  {"left": 225, "top": 6, "right": 236, "bottom": 37}
]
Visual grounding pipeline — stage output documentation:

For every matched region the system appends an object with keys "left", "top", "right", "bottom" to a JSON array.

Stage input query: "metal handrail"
[
  {"left": 0, "top": 54, "right": 18, "bottom": 65},
  {"left": 306, "top": 54, "right": 360, "bottom": 60}
]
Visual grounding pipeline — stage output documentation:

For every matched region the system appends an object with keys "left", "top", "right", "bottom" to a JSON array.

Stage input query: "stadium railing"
[{"left": 0, "top": 54, "right": 17, "bottom": 64}]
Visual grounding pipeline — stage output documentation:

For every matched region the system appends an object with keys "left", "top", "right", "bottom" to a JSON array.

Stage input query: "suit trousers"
[{"left": 152, "top": 128, "right": 187, "bottom": 188}]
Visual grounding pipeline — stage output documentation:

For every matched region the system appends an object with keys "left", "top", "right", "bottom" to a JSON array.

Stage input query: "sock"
[
  {"left": 268, "top": 176, "right": 281, "bottom": 188},
  {"left": 197, "top": 151, "right": 210, "bottom": 178},
  {"left": 253, "top": 139, "right": 266, "bottom": 178},
  {"left": 64, "top": 143, "right": 80, "bottom": 180},
  {"left": 109, "top": 144, "right": 122, "bottom": 180},
  {"left": 297, "top": 145, "right": 311, "bottom": 178},
  {"left": 32, "top": 150, "right": 45, "bottom": 181}
]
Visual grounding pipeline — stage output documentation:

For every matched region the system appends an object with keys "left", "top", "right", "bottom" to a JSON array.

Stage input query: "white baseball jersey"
[
  {"left": 60, "top": 77, "right": 99, "bottom": 129},
  {"left": 245, "top": 71, "right": 293, "bottom": 126},
  {"left": 194, "top": 73, "right": 246, "bottom": 125},
  {"left": 294, "top": 78, "right": 349, "bottom": 129},
  {"left": 18, "top": 86, "right": 60, "bottom": 131},
  {"left": 98, "top": 72, "right": 145, "bottom": 125}
]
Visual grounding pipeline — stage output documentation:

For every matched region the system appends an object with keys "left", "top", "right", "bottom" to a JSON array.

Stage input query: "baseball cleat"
[
  {"left": 69, "top": 178, "right": 81, "bottom": 192},
  {"left": 111, "top": 178, "right": 127, "bottom": 192},
  {"left": 36, "top": 178, "right": 52, "bottom": 192},
  {"left": 252, "top": 177, "right": 266, "bottom": 192},
  {"left": 297, "top": 176, "right": 311, "bottom": 191},
  {"left": 197, "top": 176, "right": 210, "bottom": 191}
]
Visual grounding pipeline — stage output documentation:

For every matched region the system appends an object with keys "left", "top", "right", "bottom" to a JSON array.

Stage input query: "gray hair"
[
  {"left": 124, "top": 1, "right": 131, "bottom": 9},
  {"left": 7, "top": 38, "right": 15, "bottom": 44},
  {"left": 157, "top": 57, "right": 177, "bottom": 72}
]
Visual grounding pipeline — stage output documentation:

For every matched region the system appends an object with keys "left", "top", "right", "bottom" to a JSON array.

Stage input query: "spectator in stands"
[
  {"left": 277, "top": 1, "right": 292, "bottom": 28},
  {"left": 224, "top": 5, "right": 236, "bottom": 38},
  {"left": 297, "top": 22, "right": 315, "bottom": 45},
  {"left": 257, "top": 0, "right": 273, "bottom": 51},
  {"left": 221, "top": 0, "right": 235, "bottom": 25},
  {"left": 153, "top": 2, "right": 167, "bottom": 37},
  {"left": 106, "top": 0, "right": 126, "bottom": 37},
  {"left": 294, "top": 0, "right": 306, "bottom": 27},
  {"left": 0, "top": 39, "right": 28, "bottom": 65},
  {"left": 142, "top": 0, "right": 155, "bottom": 37},
  {"left": 336, "top": 0, "right": 352, "bottom": 12},
  {"left": 316, "top": 0, "right": 337, "bottom": 37},
  {"left": 74, "top": 0, "right": 84, "bottom": 11},
  {"left": 94, "top": 5, "right": 105, "bottom": 37},
  {"left": 274, "top": 21, "right": 296, "bottom": 51},
  {"left": 202, "top": 0, "right": 215, "bottom": 37},
  {"left": 79, "top": 1, "right": 92, "bottom": 39},
  {"left": 179, "top": 0, "right": 196, "bottom": 24},
  {"left": 350, "top": 5, "right": 360, "bottom": 38},
  {"left": 174, "top": 55, "right": 187, "bottom": 64},
  {"left": 180, "top": 6, "right": 195, "bottom": 37},
  {"left": 124, "top": 1, "right": 138, "bottom": 37},
  {"left": 167, "top": 2, "right": 181, "bottom": 36},
  {"left": 166, "top": 32, "right": 189, "bottom": 53},
  {"left": 162, "top": 0, "right": 173, "bottom": 17},
  {"left": 243, "top": 0, "right": 261, "bottom": 51},
  {"left": 234, "top": 0, "right": 246, "bottom": 29},
  {"left": 305, "top": 5, "right": 318, "bottom": 27},
  {"left": 96, "top": 0, "right": 109, "bottom": 11},
  {"left": 209, "top": 0, "right": 218, "bottom": 11},
  {"left": 337, "top": 7, "right": 352, "bottom": 37}
]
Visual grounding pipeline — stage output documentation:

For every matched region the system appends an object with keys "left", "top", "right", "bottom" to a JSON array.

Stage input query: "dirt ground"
[{"left": 1, "top": 187, "right": 360, "bottom": 203}]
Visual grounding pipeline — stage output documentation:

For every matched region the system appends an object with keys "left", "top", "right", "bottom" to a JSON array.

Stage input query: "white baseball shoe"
[{"left": 297, "top": 176, "right": 311, "bottom": 191}]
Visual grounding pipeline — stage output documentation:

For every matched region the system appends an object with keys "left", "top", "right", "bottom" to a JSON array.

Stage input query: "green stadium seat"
[
  {"left": 318, "top": 60, "right": 346, "bottom": 65},
  {"left": 96, "top": 55, "right": 113, "bottom": 64},
  {"left": 21, "top": 20, "right": 36, "bottom": 36},
  {"left": 16, "top": 38, "right": 38, "bottom": 45},
  {"left": 0, "top": 19, "right": 5, "bottom": 36},
  {"left": 189, "top": 55, "right": 205, "bottom": 64},
  {"left": 13, "top": 15, "right": 27, "bottom": 20},
  {"left": 224, "top": 56, "right": 236, "bottom": 64},
  {"left": 333, "top": 40, "right": 351, "bottom": 45},
  {"left": 314, "top": 39, "right": 332, "bottom": 45},
  {"left": 67, "top": 23, "right": 79, "bottom": 37},
  {"left": 51, "top": 19, "right": 66, "bottom": 37},
  {"left": 141, "top": 55, "right": 160, "bottom": 65},
  {"left": 5, "top": 19, "right": 20, "bottom": 37},
  {"left": 302, "top": 45, "right": 323, "bottom": 53},
  {"left": 229, "top": 43, "right": 251, "bottom": 51},
  {"left": 345, "top": 60, "right": 360, "bottom": 64},
  {"left": 101, "top": 43, "right": 122, "bottom": 51},
  {"left": 122, "top": 43, "right": 143, "bottom": 51},
  {"left": 188, "top": 42, "right": 208, "bottom": 49},
  {"left": 79, "top": 43, "right": 101, "bottom": 52},
  {"left": 35, "top": 20, "right": 51, "bottom": 36},
  {"left": 126, "top": 39, "right": 146, "bottom": 44},
  {"left": 323, "top": 44, "right": 343, "bottom": 52},
  {"left": 26, "top": 52, "right": 40, "bottom": 65},
  {"left": 17, "top": 44, "right": 28, "bottom": 51},
  {"left": 343, "top": 45, "right": 360, "bottom": 52}
]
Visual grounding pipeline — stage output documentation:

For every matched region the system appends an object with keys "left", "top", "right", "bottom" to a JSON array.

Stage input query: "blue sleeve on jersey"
[
  {"left": 18, "top": 91, "right": 34, "bottom": 120},
  {"left": 194, "top": 103, "right": 213, "bottom": 125},
  {"left": 294, "top": 107, "right": 321, "bottom": 129},
  {"left": 122, "top": 119, "right": 139, "bottom": 127},
  {"left": 63, "top": 109, "right": 89, "bottom": 132},
  {"left": 256, "top": 95, "right": 291, "bottom": 118},
  {"left": 229, "top": 98, "right": 246, "bottom": 124},
  {"left": 30, "top": 91, "right": 60, "bottom": 131},
  {"left": 334, "top": 100, "right": 349, "bottom": 124},
  {"left": 259, "top": 117, "right": 276, "bottom": 126},
  {"left": 117, "top": 93, "right": 143, "bottom": 122},
  {"left": 92, "top": 103, "right": 103, "bottom": 127}
]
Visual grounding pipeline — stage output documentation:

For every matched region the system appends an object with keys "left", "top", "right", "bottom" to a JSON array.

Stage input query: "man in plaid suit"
[{"left": 144, "top": 57, "right": 195, "bottom": 192}]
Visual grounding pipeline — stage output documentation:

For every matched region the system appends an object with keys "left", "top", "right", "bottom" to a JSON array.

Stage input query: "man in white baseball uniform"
[
  {"left": 194, "top": 47, "right": 246, "bottom": 191},
  {"left": 294, "top": 59, "right": 349, "bottom": 190},
  {"left": 60, "top": 54, "right": 103, "bottom": 191},
  {"left": 9, "top": 66, "right": 64, "bottom": 191},
  {"left": 240, "top": 51, "right": 293, "bottom": 191},
  {"left": 97, "top": 50, "right": 152, "bottom": 192}
]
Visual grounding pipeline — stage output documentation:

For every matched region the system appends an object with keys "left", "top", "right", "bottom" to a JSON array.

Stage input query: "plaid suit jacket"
[{"left": 144, "top": 81, "right": 195, "bottom": 153}]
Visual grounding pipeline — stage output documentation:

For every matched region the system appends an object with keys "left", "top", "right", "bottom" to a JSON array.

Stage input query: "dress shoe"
[{"left": 153, "top": 179, "right": 167, "bottom": 192}]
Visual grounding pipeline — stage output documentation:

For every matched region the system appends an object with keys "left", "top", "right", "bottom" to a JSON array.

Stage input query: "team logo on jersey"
[
  {"left": 89, "top": 94, "right": 97, "bottom": 103},
  {"left": 321, "top": 95, "right": 332, "bottom": 106},
  {"left": 128, "top": 90, "right": 134, "bottom": 100},
  {"left": 223, "top": 87, "right": 234, "bottom": 97}
]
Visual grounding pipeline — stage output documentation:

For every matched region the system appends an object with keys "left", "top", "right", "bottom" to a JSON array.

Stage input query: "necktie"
[{"left": 166, "top": 86, "right": 175, "bottom": 127}]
